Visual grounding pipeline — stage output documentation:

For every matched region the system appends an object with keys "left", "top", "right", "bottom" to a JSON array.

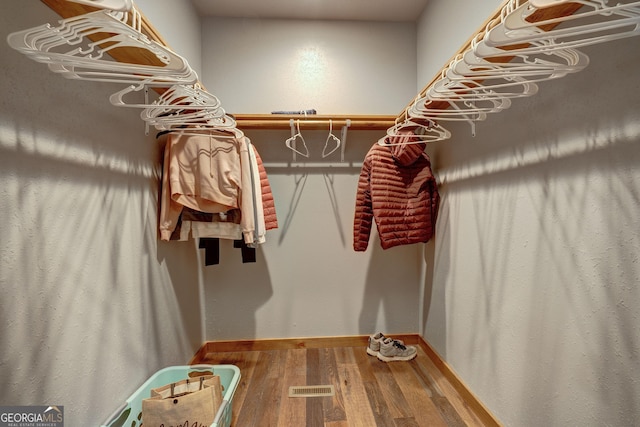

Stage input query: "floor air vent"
[{"left": 288, "top": 385, "right": 335, "bottom": 398}]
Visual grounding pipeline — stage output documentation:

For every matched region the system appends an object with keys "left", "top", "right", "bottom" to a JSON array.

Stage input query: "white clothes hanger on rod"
[
  {"left": 485, "top": 0, "right": 640, "bottom": 53},
  {"left": 464, "top": 35, "right": 590, "bottom": 79},
  {"left": 322, "top": 119, "right": 341, "bottom": 158},
  {"left": 8, "top": 9, "right": 138, "bottom": 54},
  {"left": 382, "top": 118, "right": 451, "bottom": 145},
  {"left": 410, "top": 94, "right": 511, "bottom": 119},
  {"left": 7, "top": 2, "right": 241, "bottom": 141},
  {"left": 65, "top": 0, "right": 134, "bottom": 12},
  {"left": 7, "top": 9, "right": 198, "bottom": 85},
  {"left": 435, "top": 65, "right": 541, "bottom": 100},
  {"left": 163, "top": 125, "right": 245, "bottom": 140},
  {"left": 150, "top": 115, "right": 242, "bottom": 140},
  {"left": 394, "top": 0, "right": 640, "bottom": 146},
  {"left": 109, "top": 83, "right": 222, "bottom": 110},
  {"left": 141, "top": 107, "right": 230, "bottom": 130},
  {"left": 428, "top": 76, "right": 540, "bottom": 101},
  {"left": 136, "top": 83, "right": 226, "bottom": 125},
  {"left": 285, "top": 119, "right": 310, "bottom": 159},
  {"left": 509, "top": 0, "right": 640, "bottom": 33},
  {"left": 408, "top": 94, "right": 490, "bottom": 136}
]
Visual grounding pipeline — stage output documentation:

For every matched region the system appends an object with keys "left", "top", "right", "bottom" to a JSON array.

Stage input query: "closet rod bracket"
[{"left": 340, "top": 119, "right": 351, "bottom": 163}]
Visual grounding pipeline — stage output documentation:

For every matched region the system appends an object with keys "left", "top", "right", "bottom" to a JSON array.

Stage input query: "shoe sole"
[
  {"left": 366, "top": 347, "right": 379, "bottom": 357},
  {"left": 376, "top": 352, "right": 417, "bottom": 362}
]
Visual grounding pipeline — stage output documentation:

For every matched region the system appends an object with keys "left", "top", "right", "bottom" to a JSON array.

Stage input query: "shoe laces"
[{"left": 393, "top": 340, "right": 407, "bottom": 350}]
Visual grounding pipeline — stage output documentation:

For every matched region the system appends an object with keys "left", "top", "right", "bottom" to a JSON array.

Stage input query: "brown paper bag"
[{"left": 142, "top": 375, "right": 223, "bottom": 427}]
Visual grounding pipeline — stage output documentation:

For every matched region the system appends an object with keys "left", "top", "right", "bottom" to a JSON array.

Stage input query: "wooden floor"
[{"left": 195, "top": 341, "right": 493, "bottom": 427}]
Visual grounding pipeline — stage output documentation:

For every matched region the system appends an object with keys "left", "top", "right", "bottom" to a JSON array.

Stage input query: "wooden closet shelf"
[
  {"left": 41, "top": 0, "right": 170, "bottom": 61},
  {"left": 232, "top": 114, "right": 397, "bottom": 131}
]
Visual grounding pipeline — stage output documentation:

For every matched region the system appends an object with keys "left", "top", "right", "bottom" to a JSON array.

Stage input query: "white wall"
[
  {"left": 198, "top": 18, "right": 423, "bottom": 340},
  {"left": 135, "top": 0, "right": 203, "bottom": 78},
  {"left": 0, "top": 3, "right": 203, "bottom": 426},
  {"left": 1, "top": 4, "right": 422, "bottom": 425},
  {"left": 201, "top": 17, "right": 417, "bottom": 114},
  {"left": 201, "top": 130, "right": 425, "bottom": 340},
  {"left": 418, "top": 2, "right": 640, "bottom": 426},
  {"left": 11, "top": 2, "right": 635, "bottom": 426},
  {"left": 416, "top": 0, "right": 504, "bottom": 91}
]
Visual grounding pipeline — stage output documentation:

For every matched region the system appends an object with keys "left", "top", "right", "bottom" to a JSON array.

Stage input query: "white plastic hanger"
[
  {"left": 322, "top": 119, "right": 341, "bottom": 158},
  {"left": 110, "top": 83, "right": 221, "bottom": 110},
  {"left": 434, "top": 59, "right": 541, "bottom": 100},
  {"left": 485, "top": 0, "right": 640, "bottom": 53},
  {"left": 433, "top": 55, "right": 570, "bottom": 99},
  {"left": 8, "top": 10, "right": 138, "bottom": 55},
  {"left": 150, "top": 113, "right": 239, "bottom": 133},
  {"left": 508, "top": 0, "right": 640, "bottom": 34},
  {"left": 381, "top": 118, "right": 451, "bottom": 145},
  {"left": 408, "top": 91, "right": 495, "bottom": 137},
  {"left": 529, "top": 0, "right": 570, "bottom": 7},
  {"left": 464, "top": 35, "right": 589, "bottom": 79},
  {"left": 428, "top": 74, "right": 540, "bottom": 101},
  {"left": 47, "top": 61, "right": 197, "bottom": 85},
  {"left": 165, "top": 125, "right": 245, "bottom": 140},
  {"left": 7, "top": 9, "right": 197, "bottom": 85},
  {"left": 141, "top": 106, "right": 229, "bottom": 129},
  {"left": 410, "top": 92, "right": 511, "bottom": 119},
  {"left": 285, "top": 119, "right": 310, "bottom": 158},
  {"left": 65, "top": 0, "right": 134, "bottom": 12}
]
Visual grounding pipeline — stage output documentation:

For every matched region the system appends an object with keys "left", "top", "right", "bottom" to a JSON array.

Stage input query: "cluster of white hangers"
[
  {"left": 6, "top": 0, "right": 243, "bottom": 138},
  {"left": 387, "top": 0, "right": 640, "bottom": 146}
]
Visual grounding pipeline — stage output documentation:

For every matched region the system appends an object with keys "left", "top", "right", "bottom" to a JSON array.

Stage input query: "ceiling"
[{"left": 189, "top": 0, "right": 430, "bottom": 22}]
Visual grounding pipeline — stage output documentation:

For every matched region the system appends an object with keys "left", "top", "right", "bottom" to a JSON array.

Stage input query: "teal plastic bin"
[{"left": 101, "top": 364, "right": 241, "bottom": 427}]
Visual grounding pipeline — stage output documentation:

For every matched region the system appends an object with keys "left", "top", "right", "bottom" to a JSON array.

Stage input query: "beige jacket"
[{"left": 159, "top": 132, "right": 256, "bottom": 242}]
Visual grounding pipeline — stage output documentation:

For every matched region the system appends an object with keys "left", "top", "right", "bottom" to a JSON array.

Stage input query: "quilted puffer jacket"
[
  {"left": 252, "top": 147, "right": 278, "bottom": 230},
  {"left": 353, "top": 132, "right": 439, "bottom": 251}
]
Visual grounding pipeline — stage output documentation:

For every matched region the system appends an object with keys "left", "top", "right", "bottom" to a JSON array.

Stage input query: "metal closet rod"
[{"left": 231, "top": 114, "right": 396, "bottom": 131}]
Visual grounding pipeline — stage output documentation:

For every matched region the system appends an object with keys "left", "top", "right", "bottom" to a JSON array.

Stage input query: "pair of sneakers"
[{"left": 367, "top": 332, "right": 417, "bottom": 362}]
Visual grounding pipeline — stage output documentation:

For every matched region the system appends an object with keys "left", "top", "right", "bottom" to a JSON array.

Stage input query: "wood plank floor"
[{"left": 196, "top": 344, "right": 492, "bottom": 426}]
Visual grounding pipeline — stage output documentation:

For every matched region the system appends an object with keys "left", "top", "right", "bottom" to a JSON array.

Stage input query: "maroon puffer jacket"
[{"left": 353, "top": 132, "right": 439, "bottom": 251}]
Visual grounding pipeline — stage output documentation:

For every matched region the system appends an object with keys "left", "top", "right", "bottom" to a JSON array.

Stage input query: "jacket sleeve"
[
  {"left": 247, "top": 143, "right": 266, "bottom": 246},
  {"left": 353, "top": 154, "right": 374, "bottom": 251},
  {"left": 159, "top": 136, "right": 185, "bottom": 241},
  {"left": 253, "top": 147, "right": 278, "bottom": 230},
  {"left": 430, "top": 178, "right": 440, "bottom": 236},
  {"left": 239, "top": 138, "right": 257, "bottom": 245}
]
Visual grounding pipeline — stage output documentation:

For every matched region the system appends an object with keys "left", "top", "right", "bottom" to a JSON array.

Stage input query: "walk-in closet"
[{"left": 1, "top": 0, "right": 639, "bottom": 426}]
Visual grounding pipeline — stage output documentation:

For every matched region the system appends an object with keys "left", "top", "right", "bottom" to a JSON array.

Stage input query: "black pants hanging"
[{"left": 199, "top": 238, "right": 256, "bottom": 266}]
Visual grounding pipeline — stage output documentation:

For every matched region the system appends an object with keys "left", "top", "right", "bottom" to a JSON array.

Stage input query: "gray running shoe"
[
  {"left": 377, "top": 337, "right": 417, "bottom": 362},
  {"left": 367, "top": 332, "right": 386, "bottom": 356}
]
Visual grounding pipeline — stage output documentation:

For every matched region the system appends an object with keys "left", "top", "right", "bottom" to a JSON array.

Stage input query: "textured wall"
[
  {"left": 201, "top": 17, "right": 417, "bottom": 115},
  {"left": 416, "top": 0, "right": 504, "bottom": 91},
  {"left": 196, "top": 17, "right": 425, "bottom": 340},
  {"left": 0, "top": 3, "right": 202, "bottom": 425},
  {"left": 417, "top": 2, "right": 640, "bottom": 425},
  {"left": 135, "top": 0, "right": 203, "bottom": 78}
]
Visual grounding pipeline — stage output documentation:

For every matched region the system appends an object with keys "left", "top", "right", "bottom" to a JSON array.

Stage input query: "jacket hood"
[{"left": 382, "top": 130, "right": 426, "bottom": 167}]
